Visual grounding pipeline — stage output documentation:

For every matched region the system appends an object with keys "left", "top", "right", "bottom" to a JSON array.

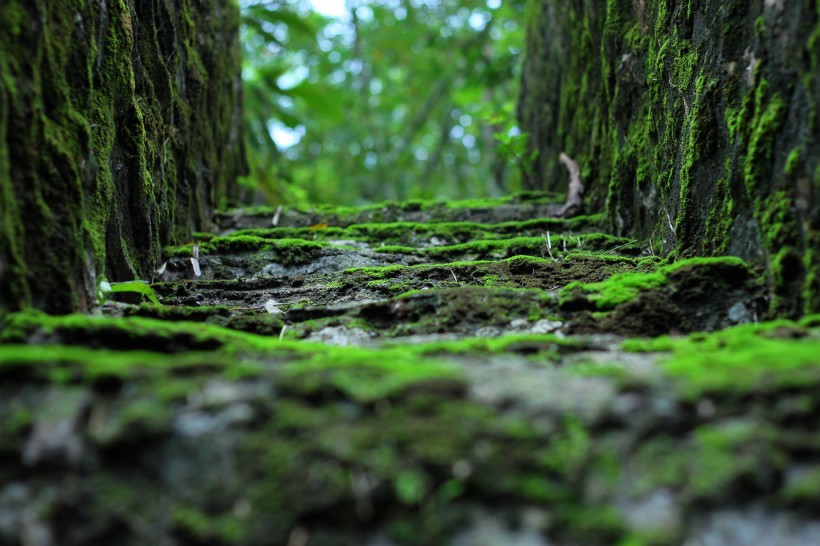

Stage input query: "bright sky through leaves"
[
  {"left": 309, "top": 0, "right": 347, "bottom": 18},
  {"left": 241, "top": 0, "right": 528, "bottom": 204}
]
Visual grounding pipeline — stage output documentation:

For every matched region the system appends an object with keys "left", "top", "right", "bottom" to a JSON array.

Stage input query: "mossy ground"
[{"left": 1, "top": 197, "right": 816, "bottom": 545}]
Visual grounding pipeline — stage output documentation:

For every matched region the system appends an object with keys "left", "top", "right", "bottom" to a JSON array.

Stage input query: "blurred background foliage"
[{"left": 239, "top": 0, "right": 529, "bottom": 206}]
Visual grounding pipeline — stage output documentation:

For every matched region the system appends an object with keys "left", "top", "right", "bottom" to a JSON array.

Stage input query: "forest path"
[{"left": 1, "top": 192, "right": 819, "bottom": 545}]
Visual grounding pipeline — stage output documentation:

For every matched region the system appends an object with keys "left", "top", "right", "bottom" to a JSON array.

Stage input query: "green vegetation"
[
  {"left": 622, "top": 316, "right": 820, "bottom": 400},
  {"left": 97, "top": 279, "right": 162, "bottom": 308},
  {"left": 561, "top": 257, "right": 749, "bottom": 310},
  {"left": 0, "top": 0, "right": 245, "bottom": 314},
  {"left": 239, "top": 0, "right": 530, "bottom": 205},
  {"left": 1, "top": 1, "right": 817, "bottom": 543},
  {"left": 2, "top": 305, "right": 819, "bottom": 543}
]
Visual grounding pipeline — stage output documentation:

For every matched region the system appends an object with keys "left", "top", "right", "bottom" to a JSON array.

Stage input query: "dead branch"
[{"left": 555, "top": 152, "right": 584, "bottom": 218}]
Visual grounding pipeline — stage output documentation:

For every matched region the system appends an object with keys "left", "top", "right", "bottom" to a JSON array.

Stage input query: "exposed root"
[{"left": 555, "top": 153, "right": 584, "bottom": 218}]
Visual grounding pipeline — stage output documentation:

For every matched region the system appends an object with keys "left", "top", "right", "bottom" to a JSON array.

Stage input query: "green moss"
[
  {"left": 689, "top": 420, "right": 783, "bottom": 496},
  {"left": 482, "top": 274, "right": 500, "bottom": 287},
  {"left": 754, "top": 15, "right": 767, "bottom": 37},
  {"left": 166, "top": 236, "right": 328, "bottom": 259},
  {"left": 374, "top": 245, "right": 416, "bottom": 254},
  {"left": 0, "top": 0, "right": 245, "bottom": 313},
  {"left": 219, "top": 191, "right": 565, "bottom": 228},
  {"left": 560, "top": 257, "right": 749, "bottom": 310},
  {"left": 392, "top": 332, "right": 581, "bottom": 359},
  {"left": 257, "top": 216, "right": 605, "bottom": 247},
  {"left": 562, "top": 269, "right": 667, "bottom": 309},
  {"left": 745, "top": 83, "right": 785, "bottom": 197},
  {"left": 622, "top": 317, "right": 820, "bottom": 400},
  {"left": 665, "top": 334, "right": 820, "bottom": 400},
  {"left": 783, "top": 465, "right": 820, "bottom": 502},
  {"left": 173, "top": 504, "right": 245, "bottom": 543},
  {"left": 784, "top": 146, "right": 802, "bottom": 175}
]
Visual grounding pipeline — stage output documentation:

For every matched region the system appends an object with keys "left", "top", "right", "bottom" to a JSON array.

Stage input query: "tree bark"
[
  {"left": 519, "top": 0, "right": 819, "bottom": 316},
  {"left": 0, "top": 0, "right": 246, "bottom": 314}
]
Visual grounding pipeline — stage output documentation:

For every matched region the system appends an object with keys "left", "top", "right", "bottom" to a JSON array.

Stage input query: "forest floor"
[{"left": 2, "top": 192, "right": 820, "bottom": 545}]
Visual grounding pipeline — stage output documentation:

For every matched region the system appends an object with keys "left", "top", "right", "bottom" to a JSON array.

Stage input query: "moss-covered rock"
[
  {"left": 216, "top": 191, "right": 576, "bottom": 230},
  {"left": 559, "top": 257, "right": 765, "bottom": 336},
  {"left": 1, "top": 311, "right": 819, "bottom": 544}
]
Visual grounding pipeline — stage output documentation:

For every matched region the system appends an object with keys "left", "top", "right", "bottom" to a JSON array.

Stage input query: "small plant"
[
  {"left": 97, "top": 277, "right": 162, "bottom": 308},
  {"left": 495, "top": 127, "right": 539, "bottom": 187}
]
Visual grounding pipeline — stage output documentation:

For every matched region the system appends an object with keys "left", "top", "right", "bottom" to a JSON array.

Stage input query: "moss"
[
  {"left": 421, "top": 233, "right": 641, "bottom": 262},
  {"left": 204, "top": 218, "right": 611, "bottom": 258},
  {"left": 521, "top": 0, "right": 817, "bottom": 316},
  {"left": 374, "top": 245, "right": 416, "bottom": 254},
  {"left": 1, "top": 305, "right": 818, "bottom": 542},
  {"left": 561, "top": 257, "right": 749, "bottom": 310},
  {"left": 482, "top": 274, "right": 500, "bottom": 287},
  {"left": 665, "top": 335, "right": 820, "bottom": 400},
  {"left": 0, "top": 0, "right": 245, "bottom": 313},
  {"left": 172, "top": 505, "right": 246, "bottom": 543},
  {"left": 688, "top": 420, "right": 782, "bottom": 495},
  {"left": 562, "top": 271, "right": 668, "bottom": 309},
  {"left": 1, "top": 403, "right": 32, "bottom": 448},
  {"left": 166, "top": 236, "right": 328, "bottom": 259},
  {"left": 224, "top": 191, "right": 561, "bottom": 218},
  {"left": 782, "top": 465, "right": 820, "bottom": 502},
  {"left": 622, "top": 317, "right": 820, "bottom": 399},
  {"left": 784, "top": 146, "right": 802, "bottom": 175}
]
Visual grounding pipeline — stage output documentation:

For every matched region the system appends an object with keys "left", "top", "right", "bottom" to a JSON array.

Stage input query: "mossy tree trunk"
[
  {"left": 519, "top": 0, "right": 820, "bottom": 317},
  {"left": 0, "top": 0, "right": 246, "bottom": 315}
]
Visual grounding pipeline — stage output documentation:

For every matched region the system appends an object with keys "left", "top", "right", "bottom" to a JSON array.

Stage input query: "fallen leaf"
[{"left": 264, "top": 298, "right": 281, "bottom": 314}]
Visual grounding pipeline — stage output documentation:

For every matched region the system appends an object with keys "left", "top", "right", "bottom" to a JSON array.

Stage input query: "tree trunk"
[
  {"left": 518, "top": 0, "right": 819, "bottom": 317},
  {"left": 0, "top": 0, "right": 246, "bottom": 315}
]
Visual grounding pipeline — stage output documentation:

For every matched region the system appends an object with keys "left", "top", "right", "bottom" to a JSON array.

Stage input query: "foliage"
[
  {"left": 239, "top": 0, "right": 528, "bottom": 206},
  {"left": 97, "top": 278, "right": 162, "bottom": 308}
]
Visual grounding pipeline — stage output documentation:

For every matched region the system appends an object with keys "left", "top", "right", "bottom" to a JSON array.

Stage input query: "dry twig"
[{"left": 555, "top": 152, "right": 584, "bottom": 218}]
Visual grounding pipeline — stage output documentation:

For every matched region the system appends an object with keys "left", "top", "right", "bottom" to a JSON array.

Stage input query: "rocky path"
[{"left": 1, "top": 192, "right": 819, "bottom": 546}]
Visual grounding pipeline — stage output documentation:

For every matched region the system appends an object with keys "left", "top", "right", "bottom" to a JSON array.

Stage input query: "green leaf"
[
  {"left": 394, "top": 469, "right": 428, "bottom": 505},
  {"left": 244, "top": 6, "right": 316, "bottom": 40},
  {"left": 107, "top": 281, "right": 163, "bottom": 308},
  {"left": 286, "top": 82, "right": 343, "bottom": 121}
]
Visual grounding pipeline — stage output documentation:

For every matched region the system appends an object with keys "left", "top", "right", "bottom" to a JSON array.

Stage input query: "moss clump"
[
  {"left": 622, "top": 318, "right": 820, "bottom": 399},
  {"left": 421, "top": 233, "right": 641, "bottom": 262},
  {"left": 664, "top": 330, "right": 820, "bottom": 400},
  {"left": 281, "top": 350, "right": 464, "bottom": 403},
  {"left": 562, "top": 271, "right": 668, "bottom": 309},
  {"left": 165, "top": 237, "right": 328, "bottom": 262},
  {"left": 217, "top": 191, "right": 566, "bottom": 227},
  {"left": 374, "top": 245, "right": 417, "bottom": 254},
  {"left": 172, "top": 504, "right": 246, "bottom": 543},
  {"left": 560, "top": 257, "right": 749, "bottom": 310}
]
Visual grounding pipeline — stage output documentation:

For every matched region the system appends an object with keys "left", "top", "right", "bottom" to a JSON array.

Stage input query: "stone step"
[
  {"left": 215, "top": 191, "right": 573, "bottom": 230},
  {"left": 160, "top": 232, "right": 644, "bottom": 281},
  {"left": 1, "top": 310, "right": 818, "bottom": 545}
]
